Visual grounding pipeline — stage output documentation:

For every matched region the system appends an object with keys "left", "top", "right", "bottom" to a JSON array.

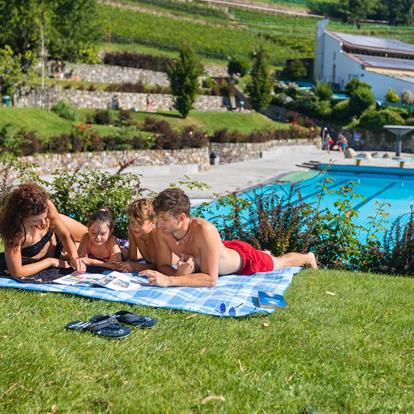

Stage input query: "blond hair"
[{"left": 127, "top": 198, "right": 155, "bottom": 223}]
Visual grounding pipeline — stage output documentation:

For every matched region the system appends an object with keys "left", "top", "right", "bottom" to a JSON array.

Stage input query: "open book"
[{"left": 53, "top": 271, "right": 144, "bottom": 291}]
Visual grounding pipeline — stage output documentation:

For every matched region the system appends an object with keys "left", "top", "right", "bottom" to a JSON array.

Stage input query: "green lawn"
[
  {"left": 0, "top": 108, "right": 287, "bottom": 141},
  {"left": 0, "top": 108, "right": 115, "bottom": 139},
  {"left": 129, "top": 110, "right": 287, "bottom": 133},
  {"left": 0, "top": 269, "right": 413, "bottom": 412}
]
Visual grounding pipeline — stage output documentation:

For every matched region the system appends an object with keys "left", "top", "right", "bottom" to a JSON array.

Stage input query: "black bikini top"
[{"left": 21, "top": 227, "right": 54, "bottom": 258}]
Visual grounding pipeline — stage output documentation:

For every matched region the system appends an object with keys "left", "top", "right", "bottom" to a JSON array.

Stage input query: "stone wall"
[
  {"left": 343, "top": 130, "right": 414, "bottom": 154},
  {"left": 62, "top": 63, "right": 228, "bottom": 84},
  {"left": 19, "top": 140, "right": 321, "bottom": 175},
  {"left": 14, "top": 87, "right": 226, "bottom": 111},
  {"left": 22, "top": 148, "right": 210, "bottom": 176},
  {"left": 63, "top": 63, "right": 169, "bottom": 86},
  {"left": 211, "top": 138, "right": 321, "bottom": 164}
]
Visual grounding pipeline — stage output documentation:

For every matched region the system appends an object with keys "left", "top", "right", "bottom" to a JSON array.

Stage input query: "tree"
[
  {"left": 348, "top": 86, "right": 376, "bottom": 117},
  {"left": 380, "top": 0, "right": 414, "bottom": 24},
  {"left": 284, "top": 59, "right": 307, "bottom": 80},
  {"left": 168, "top": 45, "right": 203, "bottom": 118},
  {"left": 49, "top": 0, "right": 100, "bottom": 62},
  {"left": 246, "top": 48, "right": 273, "bottom": 112},
  {"left": 0, "top": 0, "right": 51, "bottom": 64},
  {"left": 0, "top": 0, "right": 100, "bottom": 63},
  {"left": 228, "top": 56, "right": 250, "bottom": 78},
  {"left": 0, "top": 46, "right": 24, "bottom": 96},
  {"left": 345, "top": 78, "right": 371, "bottom": 95}
]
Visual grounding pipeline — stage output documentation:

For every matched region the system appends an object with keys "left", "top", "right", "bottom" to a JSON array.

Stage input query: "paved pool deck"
[{"left": 123, "top": 145, "right": 408, "bottom": 202}]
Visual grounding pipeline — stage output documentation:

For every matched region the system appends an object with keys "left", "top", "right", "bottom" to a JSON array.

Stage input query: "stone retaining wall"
[
  {"left": 61, "top": 63, "right": 228, "bottom": 84},
  {"left": 22, "top": 148, "right": 210, "bottom": 175},
  {"left": 211, "top": 137, "right": 321, "bottom": 164},
  {"left": 14, "top": 87, "right": 226, "bottom": 111},
  {"left": 63, "top": 63, "right": 169, "bottom": 86},
  {"left": 344, "top": 130, "right": 414, "bottom": 154},
  {"left": 19, "top": 139, "right": 320, "bottom": 175}
]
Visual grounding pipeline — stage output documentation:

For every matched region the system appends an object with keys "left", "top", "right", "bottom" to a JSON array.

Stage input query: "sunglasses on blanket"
[{"left": 218, "top": 303, "right": 243, "bottom": 317}]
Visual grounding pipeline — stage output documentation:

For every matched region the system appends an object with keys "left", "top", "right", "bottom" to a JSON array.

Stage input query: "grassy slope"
[
  {"left": 0, "top": 108, "right": 287, "bottom": 140},
  {"left": 0, "top": 108, "right": 116, "bottom": 138},
  {"left": 0, "top": 269, "right": 413, "bottom": 412}
]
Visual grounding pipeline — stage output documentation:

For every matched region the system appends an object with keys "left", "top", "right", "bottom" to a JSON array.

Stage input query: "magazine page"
[
  {"left": 96, "top": 271, "right": 142, "bottom": 291},
  {"left": 54, "top": 271, "right": 143, "bottom": 291}
]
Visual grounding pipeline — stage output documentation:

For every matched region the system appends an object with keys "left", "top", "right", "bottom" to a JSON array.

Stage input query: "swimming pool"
[{"left": 198, "top": 165, "right": 414, "bottom": 243}]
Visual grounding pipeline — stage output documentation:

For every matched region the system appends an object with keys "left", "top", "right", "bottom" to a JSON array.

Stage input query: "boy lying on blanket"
[{"left": 139, "top": 188, "right": 317, "bottom": 288}]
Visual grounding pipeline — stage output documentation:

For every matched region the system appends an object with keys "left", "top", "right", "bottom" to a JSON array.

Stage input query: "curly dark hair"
[
  {"left": 153, "top": 188, "right": 191, "bottom": 217},
  {"left": 0, "top": 183, "right": 49, "bottom": 249}
]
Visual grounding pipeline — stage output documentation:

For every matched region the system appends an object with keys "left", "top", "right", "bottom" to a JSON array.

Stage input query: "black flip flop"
[
  {"left": 65, "top": 315, "right": 132, "bottom": 339},
  {"left": 112, "top": 310, "right": 157, "bottom": 328}
]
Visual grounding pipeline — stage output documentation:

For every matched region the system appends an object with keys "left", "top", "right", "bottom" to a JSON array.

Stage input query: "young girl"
[
  {"left": 78, "top": 209, "right": 122, "bottom": 269},
  {"left": 0, "top": 183, "right": 86, "bottom": 277}
]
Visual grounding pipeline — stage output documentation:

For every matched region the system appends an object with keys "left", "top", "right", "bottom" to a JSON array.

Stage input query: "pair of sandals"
[{"left": 65, "top": 310, "right": 156, "bottom": 339}]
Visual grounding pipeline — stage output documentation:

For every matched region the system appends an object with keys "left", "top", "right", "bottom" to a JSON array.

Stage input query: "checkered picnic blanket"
[{"left": 0, "top": 267, "right": 301, "bottom": 317}]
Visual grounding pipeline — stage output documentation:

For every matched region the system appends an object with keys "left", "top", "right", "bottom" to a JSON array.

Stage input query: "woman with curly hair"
[{"left": 0, "top": 183, "right": 87, "bottom": 277}]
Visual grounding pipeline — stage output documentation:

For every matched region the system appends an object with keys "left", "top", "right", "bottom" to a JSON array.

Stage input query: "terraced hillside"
[{"left": 99, "top": 0, "right": 414, "bottom": 66}]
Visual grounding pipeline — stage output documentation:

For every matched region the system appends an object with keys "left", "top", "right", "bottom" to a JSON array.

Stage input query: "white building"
[{"left": 314, "top": 20, "right": 414, "bottom": 101}]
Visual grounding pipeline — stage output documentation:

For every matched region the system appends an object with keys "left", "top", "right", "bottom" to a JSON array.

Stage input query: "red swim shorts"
[{"left": 222, "top": 240, "right": 274, "bottom": 275}]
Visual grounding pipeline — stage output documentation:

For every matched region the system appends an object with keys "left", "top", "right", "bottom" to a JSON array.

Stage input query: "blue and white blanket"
[{"left": 0, "top": 267, "right": 301, "bottom": 317}]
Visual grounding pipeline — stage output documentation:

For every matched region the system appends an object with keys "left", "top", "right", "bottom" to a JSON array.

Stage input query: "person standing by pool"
[
  {"left": 0, "top": 183, "right": 87, "bottom": 277},
  {"left": 139, "top": 188, "right": 317, "bottom": 287}
]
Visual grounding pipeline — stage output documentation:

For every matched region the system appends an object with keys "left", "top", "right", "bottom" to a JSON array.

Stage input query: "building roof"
[
  {"left": 328, "top": 31, "right": 414, "bottom": 55},
  {"left": 349, "top": 54, "right": 414, "bottom": 71}
]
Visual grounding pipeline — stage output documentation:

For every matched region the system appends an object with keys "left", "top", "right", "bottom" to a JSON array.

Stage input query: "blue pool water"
[{"left": 199, "top": 166, "right": 414, "bottom": 242}]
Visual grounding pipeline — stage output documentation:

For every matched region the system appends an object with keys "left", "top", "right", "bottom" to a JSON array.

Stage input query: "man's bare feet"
[{"left": 307, "top": 252, "right": 318, "bottom": 269}]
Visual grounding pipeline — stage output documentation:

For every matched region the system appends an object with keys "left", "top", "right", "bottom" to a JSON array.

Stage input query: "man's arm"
[
  {"left": 154, "top": 232, "right": 177, "bottom": 276},
  {"left": 141, "top": 226, "right": 220, "bottom": 287}
]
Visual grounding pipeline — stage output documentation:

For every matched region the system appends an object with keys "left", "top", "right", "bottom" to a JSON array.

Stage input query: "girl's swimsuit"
[{"left": 87, "top": 240, "right": 112, "bottom": 262}]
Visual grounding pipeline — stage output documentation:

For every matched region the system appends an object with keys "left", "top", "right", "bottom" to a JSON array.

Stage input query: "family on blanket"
[{"left": 0, "top": 183, "right": 317, "bottom": 287}]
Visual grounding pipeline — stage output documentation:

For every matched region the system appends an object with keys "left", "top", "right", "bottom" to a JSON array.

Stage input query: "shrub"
[
  {"left": 92, "top": 109, "right": 113, "bottom": 125},
  {"left": 385, "top": 88, "right": 400, "bottom": 103},
  {"left": 51, "top": 100, "right": 77, "bottom": 121},
  {"left": 105, "top": 82, "right": 146, "bottom": 93},
  {"left": 103, "top": 52, "right": 174, "bottom": 72},
  {"left": 0, "top": 125, "right": 42, "bottom": 156},
  {"left": 180, "top": 127, "right": 208, "bottom": 148},
  {"left": 332, "top": 99, "right": 350, "bottom": 120},
  {"left": 401, "top": 90, "right": 414, "bottom": 104},
  {"left": 314, "top": 81, "right": 332, "bottom": 100},
  {"left": 314, "top": 99, "right": 332, "bottom": 118},
  {"left": 345, "top": 78, "right": 371, "bottom": 95},
  {"left": 48, "top": 168, "right": 143, "bottom": 239},
  {"left": 283, "top": 59, "right": 307, "bottom": 80},
  {"left": 228, "top": 56, "right": 250, "bottom": 77},
  {"left": 358, "top": 109, "right": 405, "bottom": 133}
]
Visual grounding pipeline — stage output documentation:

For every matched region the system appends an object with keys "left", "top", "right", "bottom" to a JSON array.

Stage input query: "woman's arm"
[
  {"left": 5, "top": 246, "right": 67, "bottom": 278},
  {"left": 48, "top": 200, "right": 85, "bottom": 273}
]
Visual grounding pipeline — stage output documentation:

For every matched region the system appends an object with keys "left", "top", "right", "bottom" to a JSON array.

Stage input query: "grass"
[
  {"left": 0, "top": 269, "right": 413, "bottom": 412},
  {"left": 0, "top": 108, "right": 287, "bottom": 141},
  {"left": 0, "top": 108, "right": 116, "bottom": 139}
]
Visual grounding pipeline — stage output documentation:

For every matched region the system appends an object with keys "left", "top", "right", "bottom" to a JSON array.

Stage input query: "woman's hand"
[
  {"left": 48, "top": 258, "right": 70, "bottom": 268},
  {"left": 70, "top": 257, "right": 86, "bottom": 273}
]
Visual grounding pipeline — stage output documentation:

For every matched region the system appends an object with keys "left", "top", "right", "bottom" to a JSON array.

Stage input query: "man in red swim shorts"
[{"left": 139, "top": 188, "right": 317, "bottom": 287}]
